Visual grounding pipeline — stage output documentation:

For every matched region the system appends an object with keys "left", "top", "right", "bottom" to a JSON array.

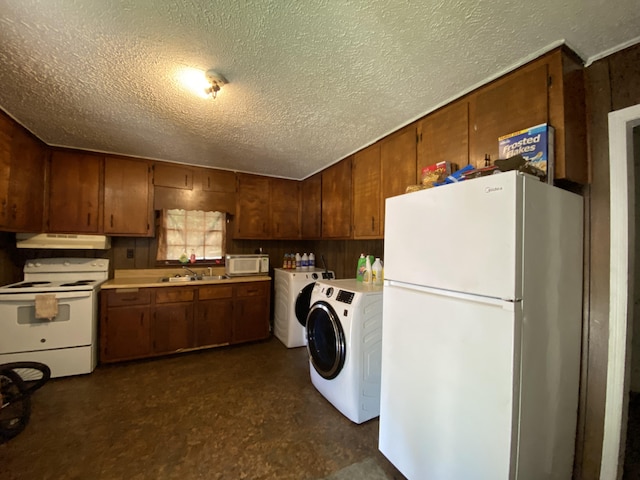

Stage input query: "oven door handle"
[{"left": 0, "top": 291, "right": 93, "bottom": 302}]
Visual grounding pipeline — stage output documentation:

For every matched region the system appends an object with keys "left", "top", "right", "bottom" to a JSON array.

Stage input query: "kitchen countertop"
[{"left": 100, "top": 267, "right": 271, "bottom": 290}]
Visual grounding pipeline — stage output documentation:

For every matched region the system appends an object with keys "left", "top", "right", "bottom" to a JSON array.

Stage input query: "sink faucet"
[{"left": 182, "top": 266, "right": 198, "bottom": 277}]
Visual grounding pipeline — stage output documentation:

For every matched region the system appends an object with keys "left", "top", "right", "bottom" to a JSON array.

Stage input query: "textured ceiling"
[{"left": 0, "top": 1, "right": 639, "bottom": 180}]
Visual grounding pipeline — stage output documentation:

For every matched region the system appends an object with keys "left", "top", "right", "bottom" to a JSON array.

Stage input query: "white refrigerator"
[{"left": 378, "top": 171, "right": 583, "bottom": 480}]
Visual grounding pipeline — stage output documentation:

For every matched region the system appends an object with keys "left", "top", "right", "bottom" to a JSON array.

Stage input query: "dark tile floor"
[{"left": 0, "top": 337, "right": 406, "bottom": 480}]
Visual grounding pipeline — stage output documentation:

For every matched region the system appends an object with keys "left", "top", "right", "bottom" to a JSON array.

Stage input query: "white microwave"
[{"left": 225, "top": 254, "right": 269, "bottom": 276}]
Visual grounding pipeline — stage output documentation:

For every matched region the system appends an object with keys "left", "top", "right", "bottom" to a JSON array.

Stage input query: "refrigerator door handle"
[{"left": 385, "top": 280, "right": 518, "bottom": 311}]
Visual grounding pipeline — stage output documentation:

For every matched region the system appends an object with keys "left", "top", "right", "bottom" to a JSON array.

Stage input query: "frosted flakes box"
[{"left": 498, "top": 123, "right": 554, "bottom": 183}]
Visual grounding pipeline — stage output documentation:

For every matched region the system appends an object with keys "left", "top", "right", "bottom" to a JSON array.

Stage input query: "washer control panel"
[{"left": 336, "top": 290, "right": 355, "bottom": 304}]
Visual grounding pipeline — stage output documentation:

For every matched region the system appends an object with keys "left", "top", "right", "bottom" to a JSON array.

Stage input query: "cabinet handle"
[
  {"left": 185, "top": 175, "right": 188, "bottom": 186},
  {"left": 207, "top": 177, "right": 211, "bottom": 189},
  {"left": 110, "top": 214, "right": 114, "bottom": 228},
  {"left": 371, "top": 216, "right": 375, "bottom": 231},
  {"left": 140, "top": 312, "right": 144, "bottom": 325},
  {"left": 11, "top": 204, "right": 17, "bottom": 219},
  {"left": 87, "top": 213, "right": 91, "bottom": 226}
]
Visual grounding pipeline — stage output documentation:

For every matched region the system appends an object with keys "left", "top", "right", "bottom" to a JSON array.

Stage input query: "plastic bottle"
[
  {"left": 372, "top": 258, "right": 383, "bottom": 286},
  {"left": 282, "top": 253, "right": 288, "bottom": 269},
  {"left": 301, "top": 253, "right": 309, "bottom": 270},
  {"left": 356, "top": 253, "right": 366, "bottom": 281},
  {"left": 309, "top": 252, "right": 315, "bottom": 269},
  {"left": 190, "top": 249, "right": 196, "bottom": 264},
  {"left": 363, "top": 255, "right": 373, "bottom": 284},
  {"left": 295, "top": 253, "right": 301, "bottom": 269},
  {"left": 179, "top": 251, "right": 188, "bottom": 264}
]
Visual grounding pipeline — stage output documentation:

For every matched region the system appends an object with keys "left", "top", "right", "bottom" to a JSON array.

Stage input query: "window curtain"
[{"left": 156, "top": 209, "right": 226, "bottom": 261}]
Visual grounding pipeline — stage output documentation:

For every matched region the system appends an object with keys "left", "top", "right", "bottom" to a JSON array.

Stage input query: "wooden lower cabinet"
[{"left": 100, "top": 280, "right": 271, "bottom": 363}]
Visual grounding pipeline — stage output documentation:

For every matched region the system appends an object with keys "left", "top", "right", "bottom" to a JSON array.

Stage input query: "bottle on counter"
[
  {"left": 295, "top": 253, "right": 301, "bottom": 269},
  {"left": 372, "top": 258, "right": 383, "bottom": 286},
  {"left": 301, "top": 253, "right": 309, "bottom": 270},
  {"left": 363, "top": 255, "right": 373, "bottom": 284},
  {"left": 190, "top": 249, "right": 196, "bottom": 264},
  {"left": 309, "top": 252, "right": 315, "bottom": 269},
  {"left": 356, "top": 253, "right": 366, "bottom": 281}
]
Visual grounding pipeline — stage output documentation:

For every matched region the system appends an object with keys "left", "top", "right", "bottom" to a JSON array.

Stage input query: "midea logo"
[{"left": 485, "top": 186, "right": 503, "bottom": 193}]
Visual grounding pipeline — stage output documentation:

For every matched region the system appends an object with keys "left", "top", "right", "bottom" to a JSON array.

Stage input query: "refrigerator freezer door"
[
  {"left": 379, "top": 282, "right": 520, "bottom": 480},
  {"left": 384, "top": 172, "right": 523, "bottom": 300}
]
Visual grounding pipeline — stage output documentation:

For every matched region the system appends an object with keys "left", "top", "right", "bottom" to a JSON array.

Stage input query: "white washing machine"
[
  {"left": 306, "top": 279, "right": 383, "bottom": 424},
  {"left": 273, "top": 267, "right": 335, "bottom": 348}
]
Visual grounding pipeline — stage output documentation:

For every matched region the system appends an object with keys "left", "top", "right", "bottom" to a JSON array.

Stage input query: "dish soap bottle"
[
  {"left": 179, "top": 251, "right": 189, "bottom": 264},
  {"left": 372, "top": 258, "right": 383, "bottom": 286}
]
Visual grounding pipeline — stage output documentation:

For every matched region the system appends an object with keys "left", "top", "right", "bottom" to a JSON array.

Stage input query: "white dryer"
[
  {"left": 306, "top": 279, "right": 383, "bottom": 424},
  {"left": 273, "top": 267, "right": 335, "bottom": 348}
]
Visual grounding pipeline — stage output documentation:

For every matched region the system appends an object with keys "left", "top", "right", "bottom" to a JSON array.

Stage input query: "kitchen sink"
[{"left": 159, "top": 274, "right": 229, "bottom": 283}]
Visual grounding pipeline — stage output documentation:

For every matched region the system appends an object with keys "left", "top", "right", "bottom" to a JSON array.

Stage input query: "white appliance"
[
  {"left": 306, "top": 279, "right": 383, "bottom": 424},
  {"left": 378, "top": 171, "right": 583, "bottom": 480},
  {"left": 0, "top": 258, "right": 110, "bottom": 378},
  {"left": 273, "top": 267, "right": 335, "bottom": 348},
  {"left": 225, "top": 254, "right": 269, "bottom": 276}
]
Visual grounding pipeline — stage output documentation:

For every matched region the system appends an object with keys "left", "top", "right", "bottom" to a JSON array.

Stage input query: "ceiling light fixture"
[{"left": 204, "top": 70, "right": 227, "bottom": 99}]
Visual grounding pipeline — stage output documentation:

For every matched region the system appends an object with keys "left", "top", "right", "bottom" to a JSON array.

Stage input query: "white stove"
[{"left": 0, "top": 257, "right": 109, "bottom": 378}]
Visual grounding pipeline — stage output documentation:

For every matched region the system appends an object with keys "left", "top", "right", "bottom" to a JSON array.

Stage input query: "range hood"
[{"left": 16, "top": 233, "right": 111, "bottom": 250}]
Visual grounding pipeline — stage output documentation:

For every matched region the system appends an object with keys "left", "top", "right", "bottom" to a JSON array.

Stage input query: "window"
[{"left": 156, "top": 209, "right": 226, "bottom": 262}]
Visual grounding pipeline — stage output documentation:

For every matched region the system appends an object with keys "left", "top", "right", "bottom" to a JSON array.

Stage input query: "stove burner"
[
  {"left": 8, "top": 281, "right": 52, "bottom": 288},
  {"left": 59, "top": 280, "right": 95, "bottom": 287}
]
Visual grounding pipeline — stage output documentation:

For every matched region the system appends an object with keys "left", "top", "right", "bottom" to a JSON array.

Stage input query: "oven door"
[{"left": 0, "top": 290, "right": 94, "bottom": 354}]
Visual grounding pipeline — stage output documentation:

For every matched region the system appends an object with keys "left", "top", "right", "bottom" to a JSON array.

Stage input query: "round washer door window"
[
  {"left": 306, "top": 301, "right": 346, "bottom": 380},
  {"left": 295, "top": 282, "right": 316, "bottom": 327}
]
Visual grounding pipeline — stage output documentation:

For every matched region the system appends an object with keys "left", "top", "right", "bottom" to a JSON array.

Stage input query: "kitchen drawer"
[
  {"left": 105, "top": 289, "right": 152, "bottom": 307},
  {"left": 155, "top": 287, "right": 195, "bottom": 304},
  {"left": 199, "top": 285, "right": 233, "bottom": 300},
  {"left": 235, "top": 282, "right": 268, "bottom": 298}
]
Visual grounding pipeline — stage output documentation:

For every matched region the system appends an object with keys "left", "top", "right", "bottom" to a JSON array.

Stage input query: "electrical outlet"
[{"left": 126, "top": 248, "right": 134, "bottom": 259}]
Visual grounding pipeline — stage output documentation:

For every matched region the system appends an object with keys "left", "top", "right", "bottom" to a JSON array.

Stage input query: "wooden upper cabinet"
[
  {"left": 380, "top": 125, "right": 417, "bottom": 233},
  {"left": 0, "top": 114, "right": 15, "bottom": 228},
  {"left": 270, "top": 178, "right": 300, "bottom": 239},
  {"left": 196, "top": 168, "right": 236, "bottom": 192},
  {"left": 301, "top": 173, "right": 322, "bottom": 239},
  {"left": 352, "top": 143, "right": 381, "bottom": 239},
  {"left": 322, "top": 156, "right": 352, "bottom": 239},
  {"left": 469, "top": 61, "right": 549, "bottom": 168},
  {"left": 103, "top": 156, "right": 153, "bottom": 236},
  {"left": 153, "top": 163, "right": 193, "bottom": 190},
  {"left": 48, "top": 151, "right": 102, "bottom": 233},
  {"left": 7, "top": 128, "right": 45, "bottom": 232},
  {"left": 235, "top": 173, "right": 269, "bottom": 238},
  {"left": 417, "top": 99, "right": 469, "bottom": 177}
]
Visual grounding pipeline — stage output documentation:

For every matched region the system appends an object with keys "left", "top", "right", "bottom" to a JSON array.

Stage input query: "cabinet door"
[
  {"left": 301, "top": 173, "right": 321, "bottom": 239},
  {"left": 0, "top": 115, "right": 14, "bottom": 228},
  {"left": 270, "top": 178, "right": 300, "bottom": 239},
  {"left": 104, "top": 156, "right": 152, "bottom": 236},
  {"left": 8, "top": 128, "right": 45, "bottom": 232},
  {"left": 101, "top": 305, "right": 152, "bottom": 362},
  {"left": 48, "top": 151, "right": 101, "bottom": 233},
  {"left": 152, "top": 303, "right": 194, "bottom": 354},
  {"left": 469, "top": 62, "right": 548, "bottom": 168},
  {"left": 235, "top": 173, "right": 270, "bottom": 238},
  {"left": 417, "top": 99, "right": 469, "bottom": 177},
  {"left": 321, "top": 157, "right": 352, "bottom": 238},
  {"left": 197, "top": 168, "right": 236, "bottom": 192},
  {"left": 196, "top": 298, "right": 233, "bottom": 346},
  {"left": 232, "top": 282, "right": 270, "bottom": 343},
  {"left": 153, "top": 163, "right": 193, "bottom": 189},
  {"left": 380, "top": 126, "right": 417, "bottom": 234},
  {"left": 352, "top": 143, "right": 381, "bottom": 238}
]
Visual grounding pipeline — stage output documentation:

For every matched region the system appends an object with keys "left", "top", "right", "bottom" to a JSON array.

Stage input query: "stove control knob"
[
  {"left": 34, "top": 262, "right": 41, "bottom": 267},
  {"left": 64, "top": 261, "right": 70, "bottom": 266}
]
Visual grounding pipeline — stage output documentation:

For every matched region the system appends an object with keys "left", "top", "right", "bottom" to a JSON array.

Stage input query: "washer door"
[
  {"left": 306, "top": 301, "right": 346, "bottom": 380},
  {"left": 295, "top": 282, "right": 315, "bottom": 327}
]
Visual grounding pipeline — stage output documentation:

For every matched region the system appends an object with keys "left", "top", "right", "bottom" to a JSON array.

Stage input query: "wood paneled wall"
[{"left": 577, "top": 42, "right": 640, "bottom": 480}]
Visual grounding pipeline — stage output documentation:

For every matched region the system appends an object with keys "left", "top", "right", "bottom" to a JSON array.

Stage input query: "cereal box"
[{"left": 498, "top": 123, "right": 555, "bottom": 184}]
